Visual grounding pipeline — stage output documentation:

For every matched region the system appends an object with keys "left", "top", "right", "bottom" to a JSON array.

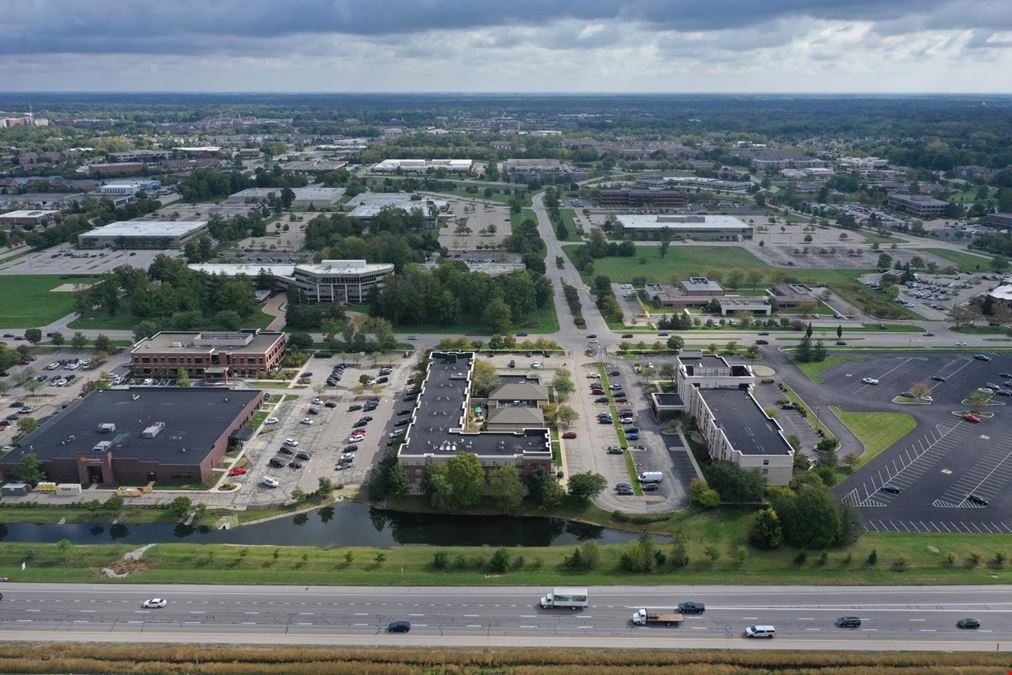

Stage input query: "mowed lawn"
[
  {"left": 918, "top": 248, "right": 995, "bottom": 274},
  {"left": 0, "top": 275, "right": 94, "bottom": 327},
  {"left": 830, "top": 407, "right": 917, "bottom": 466},
  {"left": 562, "top": 244, "right": 768, "bottom": 281},
  {"left": 795, "top": 355, "right": 863, "bottom": 384}
]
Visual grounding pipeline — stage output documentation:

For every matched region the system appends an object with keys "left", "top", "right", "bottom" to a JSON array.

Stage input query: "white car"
[
  {"left": 531, "top": 362, "right": 542, "bottom": 369},
  {"left": 283, "top": 438, "right": 299, "bottom": 447},
  {"left": 956, "top": 341, "right": 968, "bottom": 347},
  {"left": 311, "top": 398, "right": 323, "bottom": 405},
  {"left": 862, "top": 377, "right": 879, "bottom": 385},
  {"left": 921, "top": 395, "right": 934, "bottom": 402},
  {"left": 264, "top": 417, "right": 279, "bottom": 425},
  {"left": 300, "top": 418, "right": 314, "bottom": 425},
  {"left": 260, "top": 476, "right": 279, "bottom": 488},
  {"left": 142, "top": 598, "right": 167, "bottom": 609}
]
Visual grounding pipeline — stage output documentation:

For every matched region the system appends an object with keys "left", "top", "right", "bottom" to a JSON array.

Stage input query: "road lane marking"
[{"left": 466, "top": 624, "right": 481, "bottom": 628}]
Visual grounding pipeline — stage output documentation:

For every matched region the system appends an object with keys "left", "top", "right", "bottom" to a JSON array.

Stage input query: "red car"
[
  {"left": 963, "top": 413, "right": 983, "bottom": 423},
  {"left": 227, "top": 468, "right": 247, "bottom": 477},
  {"left": 562, "top": 432, "right": 577, "bottom": 439}
]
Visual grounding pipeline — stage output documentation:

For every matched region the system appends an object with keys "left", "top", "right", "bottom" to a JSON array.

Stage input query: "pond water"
[{"left": 0, "top": 502, "right": 654, "bottom": 548}]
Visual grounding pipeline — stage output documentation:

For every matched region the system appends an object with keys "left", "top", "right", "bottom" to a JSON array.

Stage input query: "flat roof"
[
  {"left": 701, "top": 388, "right": 792, "bottom": 456},
  {"left": 345, "top": 192, "right": 446, "bottom": 218},
  {"left": 616, "top": 214, "right": 752, "bottom": 231},
  {"left": 0, "top": 209, "right": 59, "bottom": 218},
  {"left": 132, "top": 331, "right": 285, "bottom": 355},
  {"left": 80, "top": 220, "right": 208, "bottom": 238},
  {"left": 400, "top": 352, "right": 550, "bottom": 459},
  {"left": 891, "top": 194, "right": 948, "bottom": 206},
  {"left": 1, "top": 388, "right": 260, "bottom": 466},
  {"left": 188, "top": 263, "right": 295, "bottom": 279},
  {"left": 682, "top": 277, "right": 724, "bottom": 292},
  {"left": 294, "top": 259, "right": 394, "bottom": 276},
  {"left": 989, "top": 284, "right": 1012, "bottom": 301}
]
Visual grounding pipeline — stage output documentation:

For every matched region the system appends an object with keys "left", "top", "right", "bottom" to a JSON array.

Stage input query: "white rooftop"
[
  {"left": 372, "top": 159, "right": 473, "bottom": 172},
  {"left": 0, "top": 209, "right": 59, "bottom": 219},
  {"left": 188, "top": 263, "right": 296, "bottom": 279},
  {"left": 346, "top": 192, "right": 446, "bottom": 218},
  {"left": 989, "top": 285, "right": 1012, "bottom": 302},
  {"left": 296, "top": 259, "right": 394, "bottom": 275},
  {"left": 616, "top": 214, "right": 752, "bottom": 231},
  {"left": 80, "top": 220, "right": 208, "bottom": 238}
]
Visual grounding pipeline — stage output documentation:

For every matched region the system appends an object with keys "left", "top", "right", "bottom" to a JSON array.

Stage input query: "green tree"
[
  {"left": 552, "top": 368, "right": 574, "bottom": 402},
  {"left": 528, "top": 466, "right": 564, "bottom": 508},
  {"left": 288, "top": 332, "right": 313, "bottom": 351},
  {"left": 70, "top": 332, "right": 88, "bottom": 349},
  {"left": 748, "top": 507, "right": 784, "bottom": 550},
  {"left": 176, "top": 368, "right": 192, "bottom": 387},
  {"left": 658, "top": 226, "right": 672, "bottom": 258},
  {"left": 781, "top": 483, "right": 843, "bottom": 549},
  {"left": 470, "top": 359, "right": 500, "bottom": 398},
  {"left": 56, "top": 538, "right": 74, "bottom": 563},
  {"left": 16, "top": 416, "right": 38, "bottom": 440},
  {"left": 488, "top": 465, "right": 523, "bottom": 514},
  {"left": 424, "top": 452, "right": 485, "bottom": 512},
  {"left": 134, "top": 321, "right": 159, "bottom": 342},
  {"left": 705, "top": 461, "right": 765, "bottom": 503},
  {"left": 386, "top": 463, "right": 409, "bottom": 498},
  {"left": 168, "top": 496, "right": 192, "bottom": 517},
  {"left": 93, "top": 334, "right": 112, "bottom": 353},
  {"left": 18, "top": 452, "right": 45, "bottom": 484},
  {"left": 50, "top": 331, "right": 65, "bottom": 346},
  {"left": 666, "top": 335, "right": 684, "bottom": 353},
  {"left": 688, "top": 479, "right": 720, "bottom": 508},
  {"left": 567, "top": 471, "right": 607, "bottom": 503},
  {"left": 483, "top": 298, "right": 512, "bottom": 334},
  {"left": 24, "top": 328, "right": 42, "bottom": 345}
]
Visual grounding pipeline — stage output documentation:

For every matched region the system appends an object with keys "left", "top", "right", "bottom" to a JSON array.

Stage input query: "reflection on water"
[{"left": 0, "top": 502, "right": 655, "bottom": 548}]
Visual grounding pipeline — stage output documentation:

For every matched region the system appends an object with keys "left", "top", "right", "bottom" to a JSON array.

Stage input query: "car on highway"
[
  {"left": 677, "top": 601, "right": 705, "bottom": 615},
  {"left": 142, "top": 598, "right": 168, "bottom": 609},
  {"left": 387, "top": 620, "right": 411, "bottom": 632},
  {"left": 957, "top": 618, "right": 981, "bottom": 629},
  {"left": 621, "top": 334, "right": 634, "bottom": 339},
  {"left": 227, "top": 468, "right": 247, "bottom": 477},
  {"left": 955, "top": 341, "right": 968, "bottom": 346},
  {"left": 835, "top": 616, "right": 861, "bottom": 628},
  {"left": 562, "top": 431, "right": 577, "bottom": 439},
  {"left": 861, "top": 377, "right": 879, "bottom": 385},
  {"left": 744, "top": 625, "right": 775, "bottom": 639},
  {"left": 755, "top": 339, "right": 768, "bottom": 345}
]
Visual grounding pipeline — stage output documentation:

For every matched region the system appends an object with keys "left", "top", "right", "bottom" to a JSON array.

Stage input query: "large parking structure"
[{"left": 814, "top": 351, "right": 1012, "bottom": 533}]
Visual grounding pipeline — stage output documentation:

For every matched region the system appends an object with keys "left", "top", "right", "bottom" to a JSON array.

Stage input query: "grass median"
[{"left": 829, "top": 407, "right": 917, "bottom": 466}]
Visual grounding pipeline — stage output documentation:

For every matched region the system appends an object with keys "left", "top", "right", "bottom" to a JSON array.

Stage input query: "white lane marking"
[
  {"left": 353, "top": 623, "right": 369, "bottom": 626},
  {"left": 920, "top": 629, "right": 937, "bottom": 632},
  {"left": 354, "top": 613, "right": 369, "bottom": 616},
  {"left": 409, "top": 613, "right": 424, "bottom": 617},
  {"left": 690, "top": 626, "right": 708, "bottom": 630},
  {"left": 910, "top": 618, "right": 925, "bottom": 622},
  {"left": 798, "top": 617, "right": 814, "bottom": 621},
  {"left": 466, "top": 624, "right": 482, "bottom": 628},
  {"left": 520, "top": 615, "right": 536, "bottom": 618}
]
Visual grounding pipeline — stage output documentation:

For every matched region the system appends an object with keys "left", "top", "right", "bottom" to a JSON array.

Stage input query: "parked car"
[
  {"left": 562, "top": 431, "right": 577, "bottom": 439},
  {"left": 967, "top": 494, "right": 989, "bottom": 506},
  {"left": 861, "top": 377, "right": 879, "bottom": 385},
  {"left": 626, "top": 433, "right": 640, "bottom": 441},
  {"left": 974, "top": 353, "right": 992, "bottom": 361},
  {"left": 227, "top": 468, "right": 247, "bottom": 477},
  {"left": 607, "top": 446, "right": 624, "bottom": 455},
  {"left": 963, "top": 413, "right": 983, "bottom": 423},
  {"left": 881, "top": 485, "right": 901, "bottom": 494},
  {"left": 615, "top": 483, "right": 634, "bottom": 495}
]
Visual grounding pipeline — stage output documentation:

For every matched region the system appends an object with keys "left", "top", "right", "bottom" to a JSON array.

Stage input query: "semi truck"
[
  {"left": 631, "top": 609, "right": 684, "bottom": 626},
  {"left": 539, "top": 587, "right": 589, "bottom": 610}
]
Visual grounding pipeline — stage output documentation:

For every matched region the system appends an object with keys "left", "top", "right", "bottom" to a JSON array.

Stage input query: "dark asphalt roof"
[
  {"left": 2, "top": 387, "right": 260, "bottom": 466},
  {"left": 700, "top": 388, "right": 792, "bottom": 456},
  {"left": 400, "top": 352, "right": 551, "bottom": 458}
]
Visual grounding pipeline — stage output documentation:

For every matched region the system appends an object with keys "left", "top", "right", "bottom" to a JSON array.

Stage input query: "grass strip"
[
  {"left": 829, "top": 407, "right": 917, "bottom": 466},
  {"left": 598, "top": 364, "right": 642, "bottom": 495}
]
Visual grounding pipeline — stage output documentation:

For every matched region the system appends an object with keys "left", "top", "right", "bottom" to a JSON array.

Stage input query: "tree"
[
  {"left": 781, "top": 483, "right": 843, "bottom": 549},
  {"left": 688, "top": 479, "right": 720, "bottom": 508},
  {"left": 488, "top": 465, "right": 523, "bottom": 514},
  {"left": 70, "top": 332, "right": 88, "bottom": 349},
  {"left": 836, "top": 324, "right": 843, "bottom": 340},
  {"left": 620, "top": 534, "right": 658, "bottom": 573},
  {"left": 134, "top": 321, "right": 159, "bottom": 342},
  {"left": 659, "top": 363, "right": 677, "bottom": 383},
  {"left": 288, "top": 332, "right": 313, "bottom": 351},
  {"left": 748, "top": 507, "right": 784, "bottom": 550},
  {"left": 554, "top": 404, "right": 578, "bottom": 428},
  {"left": 176, "top": 368, "right": 191, "bottom": 387},
  {"left": 168, "top": 496, "right": 192, "bottom": 517},
  {"left": 439, "top": 452, "right": 485, "bottom": 511},
  {"left": 24, "top": 328, "right": 41, "bottom": 345},
  {"left": 552, "top": 368, "right": 574, "bottom": 402},
  {"left": 93, "top": 334, "right": 112, "bottom": 353},
  {"left": 705, "top": 461, "right": 765, "bottom": 503},
  {"left": 16, "top": 416, "right": 38, "bottom": 439},
  {"left": 567, "top": 472, "right": 607, "bottom": 502},
  {"left": 966, "top": 388, "right": 992, "bottom": 414},
  {"left": 666, "top": 335, "right": 684, "bottom": 353},
  {"left": 528, "top": 466, "right": 564, "bottom": 508},
  {"left": 386, "top": 463, "right": 409, "bottom": 498},
  {"left": 50, "top": 331, "right": 65, "bottom": 346},
  {"left": 56, "top": 538, "right": 74, "bottom": 563},
  {"left": 470, "top": 359, "right": 500, "bottom": 398},
  {"left": 483, "top": 298, "right": 512, "bottom": 334},
  {"left": 18, "top": 452, "right": 44, "bottom": 485},
  {"left": 876, "top": 253, "right": 893, "bottom": 270},
  {"left": 658, "top": 226, "right": 672, "bottom": 258}
]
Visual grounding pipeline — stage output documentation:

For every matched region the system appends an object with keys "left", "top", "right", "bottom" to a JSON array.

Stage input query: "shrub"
[
  {"left": 454, "top": 555, "right": 467, "bottom": 570},
  {"left": 487, "top": 548, "right": 511, "bottom": 573},
  {"left": 670, "top": 542, "right": 689, "bottom": 569},
  {"left": 966, "top": 552, "right": 981, "bottom": 567},
  {"left": 891, "top": 556, "right": 910, "bottom": 572},
  {"left": 866, "top": 549, "right": 878, "bottom": 566},
  {"left": 747, "top": 507, "right": 783, "bottom": 550},
  {"left": 944, "top": 552, "right": 957, "bottom": 567},
  {"left": 432, "top": 551, "right": 448, "bottom": 569},
  {"left": 993, "top": 552, "right": 1007, "bottom": 568},
  {"left": 793, "top": 551, "right": 807, "bottom": 566},
  {"left": 818, "top": 551, "right": 828, "bottom": 566},
  {"left": 703, "top": 545, "right": 720, "bottom": 565},
  {"left": 688, "top": 479, "right": 721, "bottom": 508},
  {"left": 842, "top": 552, "right": 852, "bottom": 567}
]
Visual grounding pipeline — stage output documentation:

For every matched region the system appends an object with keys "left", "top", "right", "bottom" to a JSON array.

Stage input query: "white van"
[
  {"left": 260, "top": 476, "right": 279, "bottom": 488},
  {"left": 744, "top": 625, "right": 776, "bottom": 638},
  {"left": 638, "top": 471, "right": 663, "bottom": 484}
]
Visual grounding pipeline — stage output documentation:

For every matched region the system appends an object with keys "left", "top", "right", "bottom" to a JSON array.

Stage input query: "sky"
[{"left": 0, "top": 0, "right": 1010, "bottom": 93}]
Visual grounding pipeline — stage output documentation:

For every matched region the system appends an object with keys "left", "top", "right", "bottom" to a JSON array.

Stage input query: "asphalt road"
[{"left": 1, "top": 583, "right": 1009, "bottom": 652}]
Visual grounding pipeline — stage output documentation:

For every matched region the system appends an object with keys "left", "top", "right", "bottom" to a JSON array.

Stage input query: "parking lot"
[
  {"left": 801, "top": 351, "right": 1012, "bottom": 533},
  {"left": 0, "top": 244, "right": 179, "bottom": 275}
]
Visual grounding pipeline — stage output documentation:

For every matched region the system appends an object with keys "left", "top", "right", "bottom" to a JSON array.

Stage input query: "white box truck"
[{"left": 539, "top": 587, "right": 589, "bottom": 610}]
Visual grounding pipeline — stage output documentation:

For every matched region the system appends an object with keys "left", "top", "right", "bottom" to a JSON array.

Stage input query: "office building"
[
  {"left": 0, "top": 209, "right": 59, "bottom": 230},
  {"left": 888, "top": 194, "right": 949, "bottom": 218},
  {"left": 398, "top": 352, "right": 553, "bottom": 493},
  {"left": 131, "top": 330, "right": 287, "bottom": 381},
  {"left": 225, "top": 186, "right": 346, "bottom": 208},
  {"left": 644, "top": 278, "right": 725, "bottom": 308},
  {"left": 371, "top": 159, "right": 474, "bottom": 173},
  {"left": 649, "top": 354, "right": 793, "bottom": 485},
  {"left": 0, "top": 388, "right": 263, "bottom": 486},
  {"left": 78, "top": 220, "right": 209, "bottom": 249},
  {"left": 594, "top": 189, "right": 687, "bottom": 208},
  {"left": 616, "top": 214, "right": 752, "bottom": 241},
  {"left": 344, "top": 192, "right": 446, "bottom": 224},
  {"left": 985, "top": 213, "right": 1012, "bottom": 229},
  {"left": 97, "top": 181, "right": 161, "bottom": 195},
  {"left": 290, "top": 259, "right": 395, "bottom": 304}
]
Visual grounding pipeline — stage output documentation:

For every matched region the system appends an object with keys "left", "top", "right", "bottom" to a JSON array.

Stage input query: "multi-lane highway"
[{"left": 1, "top": 583, "right": 1009, "bottom": 651}]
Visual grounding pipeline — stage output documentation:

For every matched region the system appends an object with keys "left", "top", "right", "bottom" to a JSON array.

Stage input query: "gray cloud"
[{"left": 0, "top": 0, "right": 1006, "bottom": 56}]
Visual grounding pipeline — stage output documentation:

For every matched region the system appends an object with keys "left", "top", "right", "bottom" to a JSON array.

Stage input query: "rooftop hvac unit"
[
  {"left": 141, "top": 422, "right": 165, "bottom": 439},
  {"left": 97, "top": 423, "right": 116, "bottom": 434},
  {"left": 170, "top": 341, "right": 183, "bottom": 348},
  {"left": 92, "top": 440, "right": 112, "bottom": 452}
]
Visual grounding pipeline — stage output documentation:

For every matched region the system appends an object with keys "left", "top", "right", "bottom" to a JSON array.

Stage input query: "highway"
[{"left": 1, "top": 583, "right": 1010, "bottom": 651}]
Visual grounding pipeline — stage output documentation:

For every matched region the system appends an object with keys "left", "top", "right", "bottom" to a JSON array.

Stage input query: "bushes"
[
  {"left": 688, "top": 479, "right": 720, "bottom": 508},
  {"left": 747, "top": 508, "right": 783, "bottom": 550}
]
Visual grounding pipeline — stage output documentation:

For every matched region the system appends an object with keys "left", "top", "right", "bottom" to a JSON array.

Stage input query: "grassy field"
[
  {"left": 511, "top": 207, "right": 537, "bottom": 230},
  {"left": 0, "top": 275, "right": 95, "bottom": 327},
  {"left": 794, "top": 355, "right": 863, "bottom": 384},
  {"left": 830, "top": 407, "right": 918, "bottom": 466},
  {"left": 919, "top": 247, "right": 994, "bottom": 273},
  {"left": 563, "top": 245, "right": 922, "bottom": 320},
  {"left": 70, "top": 306, "right": 276, "bottom": 331},
  {"left": 3, "top": 643, "right": 1006, "bottom": 674}
]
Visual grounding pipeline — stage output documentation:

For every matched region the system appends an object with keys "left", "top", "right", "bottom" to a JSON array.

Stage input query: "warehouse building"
[
  {"left": 616, "top": 214, "right": 753, "bottom": 241},
  {"left": 649, "top": 354, "right": 793, "bottom": 485},
  {"left": 225, "top": 186, "right": 346, "bottom": 208},
  {"left": 371, "top": 159, "right": 474, "bottom": 173},
  {"left": 398, "top": 352, "right": 553, "bottom": 493},
  {"left": 344, "top": 192, "right": 446, "bottom": 225},
  {"left": 78, "top": 220, "right": 209, "bottom": 249},
  {"left": 0, "top": 388, "right": 263, "bottom": 486}
]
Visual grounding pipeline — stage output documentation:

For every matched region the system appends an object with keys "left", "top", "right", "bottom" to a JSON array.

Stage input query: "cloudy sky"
[{"left": 1, "top": 0, "right": 1010, "bottom": 92}]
